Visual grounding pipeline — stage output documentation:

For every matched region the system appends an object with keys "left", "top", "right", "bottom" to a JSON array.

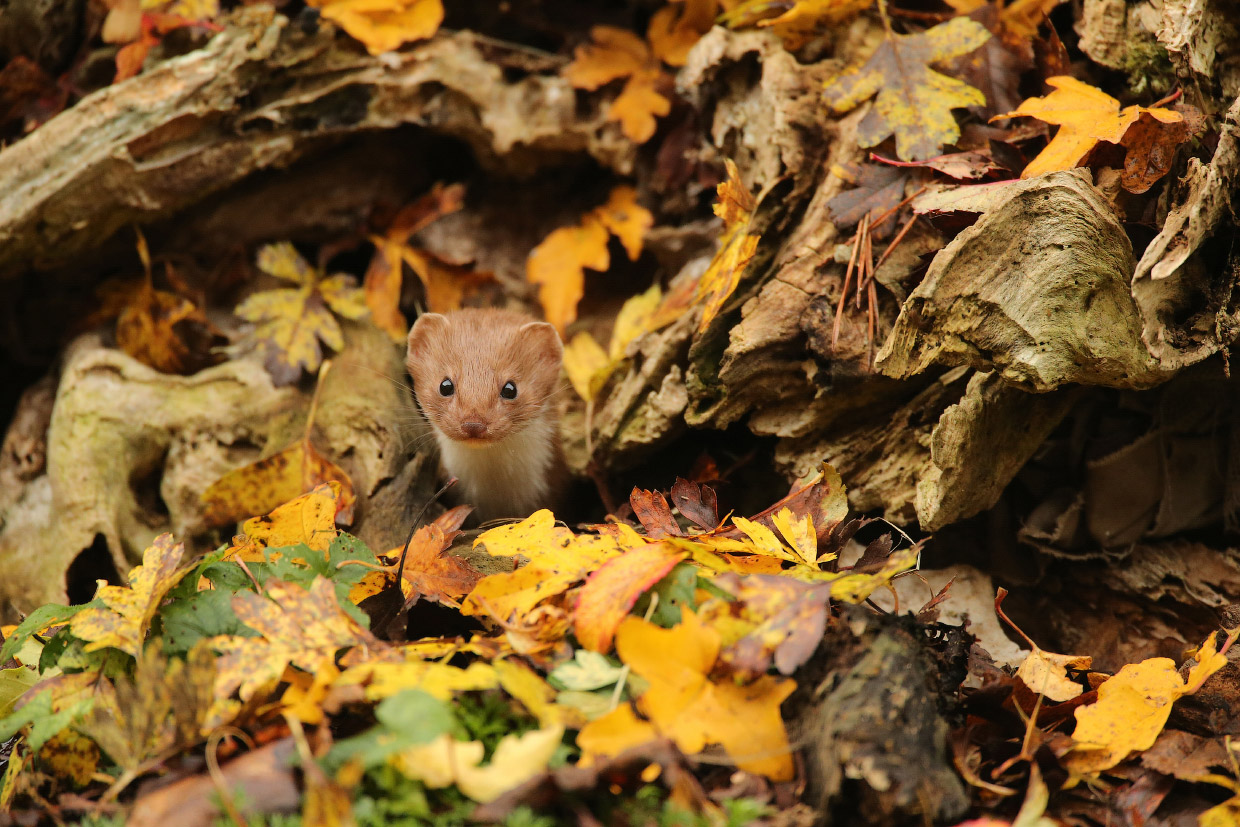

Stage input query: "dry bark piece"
[
  {"left": 1131, "top": 94, "right": 1240, "bottom": 371},
  {"left": 0, "top": 8, "right": 632, "bottom": 280},
  {"left": 875, "top": 170, "right": 1162, "bottom": 392},
  {"left": 915, "top": 371, "right": 1080, "bottom": 530},
  {"left": 800, "top": 611, "right": 970, "bottom": 822}
]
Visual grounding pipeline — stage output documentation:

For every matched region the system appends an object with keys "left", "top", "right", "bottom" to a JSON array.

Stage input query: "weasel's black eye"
[
  {"left": 439, "top": 378, "right": 455, "bottom": 397},
  {"left": 500, "top": 381, "right": 518, "bottom": 400}
]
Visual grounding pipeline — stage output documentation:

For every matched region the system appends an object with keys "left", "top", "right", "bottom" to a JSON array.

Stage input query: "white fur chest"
[{"left": 434, "top": 415, "right": 557, "bottom": 520}]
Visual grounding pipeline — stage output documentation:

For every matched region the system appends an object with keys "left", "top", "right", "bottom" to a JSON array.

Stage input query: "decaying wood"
[
  {"left": 0, "top": 322, "right": 430, "bottom": 615},
  {"left": 0, "top": 7, "right": 631, "bottom": 280}
]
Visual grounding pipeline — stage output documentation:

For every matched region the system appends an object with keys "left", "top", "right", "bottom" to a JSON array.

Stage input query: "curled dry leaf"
[{"left": 694, "top": 159, "right": 760, "bottom": 331}]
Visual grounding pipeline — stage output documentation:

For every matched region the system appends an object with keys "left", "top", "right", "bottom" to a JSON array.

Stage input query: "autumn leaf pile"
[{"left": 0, "top": 467, "right": 916, "bottom": 823}]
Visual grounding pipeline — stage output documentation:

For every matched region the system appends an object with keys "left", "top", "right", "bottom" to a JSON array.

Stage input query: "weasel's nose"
[{"left": 461, "top": 421, "right": 487, "bottom": 439}]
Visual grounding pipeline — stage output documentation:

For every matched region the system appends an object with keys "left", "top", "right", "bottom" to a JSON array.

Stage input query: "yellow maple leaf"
[
  {"left": 527, "top": 186, "right": 653, "bottom": 334},
  {"left": 210, "top": 577, "right": 383, "bottom": 702},
  {"left": 823, "top": 17, "right": 991, "bottom": 161},
  {"left": 307, "top": 0, "right": 443, "bottom": 55},
  {"left": 461, "top": 510, "right": 631, "bottom": 623},
  {"left": 70, "top": 534, "right": 187, "bottom": 658},
  {"left": 563, "top": 284, "right": 665, "bottom": 404},
  {"left": 393, "top": 725, "right": 564, "bottom": 803},
  {"left": 996, "top": 76, "right": 1185, "bottom": 180},
  {"left": 236, "top": 242, "right": 369, "bottom": 385},
  {"left": 1064, "top": 632, "right": 1229, "bottom": 777},
  {"left": 201, "top": 432, "right": 356, "bottom": 529},
  {"left": 603, "top": 610, "right": 796, "bottom": 780},
  {"left": 564, "top": 27, "right": 673, "bottom": 143},
  {"left": 695, "top": 159, "right": 760, "bottom": 331},
  {"left": 610, "top": 283, "right": 663, "bottom": 359}
]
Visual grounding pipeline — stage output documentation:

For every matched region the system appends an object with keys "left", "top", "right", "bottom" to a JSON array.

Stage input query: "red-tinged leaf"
[
  {"left": 115, "top": 39, "right": 153, "bottom": 82},
  {"left": 713, "top": 573, "right": 832, "bottom": 678},
  {"left": 870, "top": 150, "right": 1005, "bottom": 180},
  {"left": 670, "top": 478, "right": 719, "bottom": 531},
  {"left": 397, "top": 524, "right": 484, "bottom": 605},
  {"left": 629, "top": 488, "right": 680, "bottom": 538},
  {"left": 574, "top": 544, "right": 687, "bottom": 653},
  {"left": 826, "top": 163, "right": 910, "bottom": 239},
  {"left": 731, "top": 462, "right": 849, "bottom": 544}
]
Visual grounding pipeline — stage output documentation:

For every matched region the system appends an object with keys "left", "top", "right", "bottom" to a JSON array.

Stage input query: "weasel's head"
[{"left": 406, "top": 309, "right": 563, "bottom": 446}]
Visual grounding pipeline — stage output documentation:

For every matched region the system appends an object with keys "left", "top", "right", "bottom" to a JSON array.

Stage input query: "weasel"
[{"left": 406, "top": 308, "right": 565, "bottom": 522}]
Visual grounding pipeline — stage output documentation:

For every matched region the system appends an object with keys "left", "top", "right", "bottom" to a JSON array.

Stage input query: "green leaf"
[
  {"left": 325, "top": 689, "right": 452, "bottom": 770},
  {"left": 0, "top": 690, "right": 93, "bottom": 751},
  {"left": 633, "top": 562, "right": 698, "bottom": 627},
  {"left": 0, "top": 602, "right": 98, "bottom": 664},
  {"left": 549, "top": 650, "right": 625, "bottom": 692},
  {"left": 160, "top": 588, "right": 252, "bottom": 656}
]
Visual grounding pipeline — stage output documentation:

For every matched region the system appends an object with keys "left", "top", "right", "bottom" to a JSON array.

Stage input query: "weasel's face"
[{"left": 406, "top": 310, "right": 563, "bottom": 446}]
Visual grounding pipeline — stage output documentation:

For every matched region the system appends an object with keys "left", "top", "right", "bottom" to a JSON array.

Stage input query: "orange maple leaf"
[
  {"left": 307, "top": 0, "right": 444, "bottom": 55},
  {"left": 564, "top": 27, "right": 672, "bottom": 143},
  {"left": 647, "top": 0, "right": 718, "bottom": 65},
  {"left": 364, "top": 183, "right": 472, "bottom": 340},
  {"left": 997, "top": 76, "right": 1186, "bottom": 184},
  {"left": 527, "top": 186, "right": 653, "bottom": 334}
]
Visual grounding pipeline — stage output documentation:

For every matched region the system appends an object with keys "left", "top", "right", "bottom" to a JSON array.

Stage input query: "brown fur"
[{"left": 406, "top": 308, "right": 565, "bottom": 520}]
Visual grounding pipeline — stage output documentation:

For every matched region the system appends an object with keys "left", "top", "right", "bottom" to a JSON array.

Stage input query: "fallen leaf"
[
  {"left": 236, "top": 242, "right": 368, "bottom": 385},
  {"left": 722, "top": 0, "right": 870, "bottom": 48},
  {"left": 823, "top": 17, "right": 992, "bottom": 161},
  {"left": 826, "top": 162, "right": 912, "bottom": 230},
  {"left": 70, "top": 534, "right": 187, "bottom": 658},
  {"left": 563, "top": 332, "right": 611, "bottom": 403},
  {"left": 996, "top": 77, "right": 1185, "bottom": 184},
  {"left": 1064, "top": 632, "right": 1230, "bottom": 776},
  {"left": 393, "top": 520, "right": 483, "bottom": 605},
  {"left": 201, "top": 438, "right": 356, "bottom": 529},
  {"left": 564, "top": 27, "right": 673, "bottom": 143},
  {"left": 210, "top": 577, "right": 383, "bottom": 702},
  {"left": 365, "top": 183, "right": 469, "bottom": 338},
  {"left": 574, "top": 543, "right": 688, "bottom": 653},
  {"left": 647, "top": 0, "right": 717, "bottom": 65},
  {"left": 116, "top": 279, "right": 218, "bottom": 375},
  {"left": 711, "top": 573, "right": 832, "bottom": 677},
  {"left": 307, "top": 0, "right": 444, "bottom": 55},
  {"left": 527, "top": 186, "right": 653, "bottom": 334},
  {"left": 630, "top": 488, "right": 681, "bottom": 538},
  {"left": 695, "top": 159, "right": 760, "bottom": 331},
  {"left": 670, "top": 478, "right": 720, "bottom": 531},
  {"left": 611, "top": 610, "right": 796, "bottom": 780},
  {"left": 462, "top": 511, "right": 631, "bottom": 623},
  {"left": 1016, "top": 647, "right": 1091, "bottom": 702},
  {"left": 394, "top": 725, "right": 565, "bottom": 803},
  {"left": 335, "top": 660, "right": 497, "bottom": 702}
]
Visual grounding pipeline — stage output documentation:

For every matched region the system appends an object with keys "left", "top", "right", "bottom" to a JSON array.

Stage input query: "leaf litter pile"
[{"left": 2, "top": 0, "right": 1240, "bottom": 824}]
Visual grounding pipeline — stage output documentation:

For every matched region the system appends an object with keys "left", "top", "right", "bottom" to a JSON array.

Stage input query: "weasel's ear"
[
  {"left": 519, "top": 321, "right": 563, "bottom": 361},
  {"left": 407, "top": 313, "right": 449, "bottom": 361}
]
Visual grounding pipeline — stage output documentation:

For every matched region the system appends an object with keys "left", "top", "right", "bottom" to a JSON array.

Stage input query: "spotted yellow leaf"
[{"left": 70, "top": 534, "right": 187, "bottom": 658}]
